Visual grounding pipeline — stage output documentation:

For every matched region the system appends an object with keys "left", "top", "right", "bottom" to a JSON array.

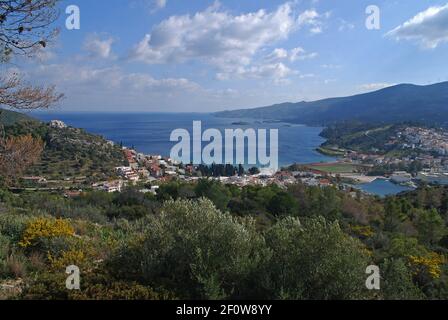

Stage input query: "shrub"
[
  {"left": 264, "top": 216, "right": 370, "bottom": 300},
  {"left": 109, "top": 198, "right": 269, "bottom": 299},
  {"left": 19, "top": 218, "right": 75, "bottom": 248}
]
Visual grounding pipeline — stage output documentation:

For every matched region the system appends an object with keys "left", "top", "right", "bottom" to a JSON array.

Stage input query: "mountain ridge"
[{"left": 215, "top": 81, "right": 448, "bottom": 126}]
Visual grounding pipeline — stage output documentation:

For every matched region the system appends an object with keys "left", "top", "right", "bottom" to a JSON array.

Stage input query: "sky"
[{"left": 9, "top": 0, "right": 448, "bottom": 112}]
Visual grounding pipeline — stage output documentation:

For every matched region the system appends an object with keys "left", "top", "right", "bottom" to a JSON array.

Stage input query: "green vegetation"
[
  {"left": 317, "top": 146, "right": 345, "bottom": 157},
  {"left": 307, "top": 163, "right": 358, "bottom": 174},
  {"left": 197, "top": 164, "right": 245, "bottom": 177},
  {"left": 1, "top": 180, "right": 448, "bottom": 300},
  {"left": 320, "top": 121, "right": 434, "bottom": 157},
  {"left": 0, "top": 109, "right": 38, "bottom": 126},
  {"left": 215, "top": 82, "right": 448, "bottom": 126},
  {"left": 4, "top": 121, "right": 127, "bottom": 184},
  {"left": 320, "top": 122, "right": 399, "bottom": 154}
]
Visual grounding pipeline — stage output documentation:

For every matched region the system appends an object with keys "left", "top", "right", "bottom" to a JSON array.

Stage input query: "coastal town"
[
  {"left": 319, "top": 125, "right": 448, "bottom": 188},
  {"left": 19, "top": 121, "right": 448, "bottom": 198}
]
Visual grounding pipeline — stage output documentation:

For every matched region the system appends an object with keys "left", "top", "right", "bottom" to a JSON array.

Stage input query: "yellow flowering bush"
[
  {"left": 19, "top": 218, "right": 75, "bottom": 248},
  {"left": 409, "top": 253, "right": 445, "bottom": 279},
  {"left": 48, "top": 249, "right": 86, "bottom": 270}
]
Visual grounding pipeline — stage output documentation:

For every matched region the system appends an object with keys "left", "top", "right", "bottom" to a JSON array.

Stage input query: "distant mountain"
[
  {"left": 215, "top": 82, "right": 448, "bottom": 126},
  {"left": 0, "top": 108, "right": 38, "bottom": 126}
]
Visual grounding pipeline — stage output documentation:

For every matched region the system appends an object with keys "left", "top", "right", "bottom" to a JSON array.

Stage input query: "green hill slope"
[
  {"left": 4, "top": 120, "right": 127, "bottom": 183},
  {"left": 215, "top": 81, "right": 448, "bottom": 126},
  {"left": 0, "top": 108, "right": 38, "bottom": 126}
]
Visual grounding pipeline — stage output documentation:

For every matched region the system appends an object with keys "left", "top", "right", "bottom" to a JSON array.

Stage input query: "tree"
[
  {"left": 0, "top": 0, "right": 63, "bottom": 184},
  {"left": 0, "top": 73, "right": 62, "bottom": 110},
  {"left": 0, "top": 0, "right": 60, "bottom": 59},
  {"left": 384, "top": 198, "right": 407, "bottom": 232},
  {"left": 109, "top": 198, "right": 269, "bottom": 299},
  {"left": 264, "top": 216, "right": 370, "bottom": 299},
  {"left": 0, "top": 134, "right": 44, "bottom": 183},
  {"left": 195, "top": 179, "right": 231, "bottom": 211},
  {"left": 414, "top": 209, "right": 445, "bottom": 246},
  {"left": 0, "top": 0, "right": 63, "bottom": 111},
  {"left": 380, "top": 258, "right": 424, "bottom": 300},
  {"left": 267, "top": 191, "right": 299, "bottom": 217},
  {"left": 238, "top": 164, "right": 244, "bottom": 176},
  {"left": 248, "top": 167, "right": 260, "bottom": 175}
]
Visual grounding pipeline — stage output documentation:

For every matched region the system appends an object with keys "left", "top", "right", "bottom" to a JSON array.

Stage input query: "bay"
[
  {"left": 353, "top": 179, "right": 415, "bottom": 197},
  {"left": 32, "top": 112, "right": 335, "bottom": 168}
]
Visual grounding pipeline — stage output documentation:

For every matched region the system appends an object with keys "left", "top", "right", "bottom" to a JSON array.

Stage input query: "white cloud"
[
  {"left": 338, "top": 19, "right": 354, "bottom": 32},
  {"left": 154, "top": 0, "right": 166, "bottom": 9},
  {"left": 289, "top": 47, "right": 318, "bottom": 61},
  {"left": 298, "top": 9, "right": 319, "bottom": 26},
  {"left": 266, "top": 47, "right": 317, "bottom": 62},
  {"left": 323, "top": 79, "right": 337, "bottom": 84},
  {"left": 83, "top": 34, "right": 115, "bottom": 59},
  {"left": 266, "top": 48, "right": 289, "bottom": 61},
  {"left": 217, "top": 62, "right": 297, "bottom": 83},
  {"left": 298, "top": 9, "right": 330, "bottom": 34},
  {"left": 387, "top": 3, "right": 448, "bottom": 49},
  {"left": 359, "top": 83, "right": 395, "bottom": 91},
  {"left": 150, "top": 0, "right": 167, "bottom": 13},
  {"left": 321, "top": 64, "right": 342, "bottom": 69},
  {"left": 25, "top": 63, "right": 226, "bottom": 111},
  {"left": 130, "top": 2, "right": 323, "bottom": 69},
  {"left": 33, "top": 63, "right": 199, "bottom": 93}
]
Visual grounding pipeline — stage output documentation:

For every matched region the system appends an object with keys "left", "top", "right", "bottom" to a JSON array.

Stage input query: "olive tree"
[
  {"left": 264, "top": 216, "right": 370, "bottom": 300},
  {"left": 110, "top": 198, "right": 270, "bottom": 299}
]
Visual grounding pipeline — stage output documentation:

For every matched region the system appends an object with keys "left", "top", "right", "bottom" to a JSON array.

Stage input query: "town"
[
  {"left": 18, "top": 121, "right": 448, "bottom": 198},
  {"left": 318, "top": 125, "right": 448, "bottom": 188}
]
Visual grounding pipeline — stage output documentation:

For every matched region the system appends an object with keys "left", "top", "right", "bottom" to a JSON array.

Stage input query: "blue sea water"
[
  {"left": 353, "top": 179, "right": 415, "bottom": 197},
  {"left": 32, "top": 112, "right": 335, "bottom": 167}
]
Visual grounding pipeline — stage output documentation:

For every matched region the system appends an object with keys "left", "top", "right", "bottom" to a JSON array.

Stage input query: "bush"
[
  {"left": 380, "top": 258, "right": 424, "bottom": 300},
  {"left": 19, "top": 217, "right": 75, "bottom": 248},
  {"left": 264, "top": 216, "right": 370, "bottom": 299},
  {"left": 109, "top": 198, "right": 269, "bottom": 299}
]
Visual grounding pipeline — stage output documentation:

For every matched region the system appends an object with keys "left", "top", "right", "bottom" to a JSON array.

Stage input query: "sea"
[
  {"left": 32, "top": 112, "right": 334, "bottom": 167},
  {"left": 32, "top": 112, "right": 411, "bottom": 196},
  {"left": 352, "top": 179, "right": 415, "bottom": 198}
]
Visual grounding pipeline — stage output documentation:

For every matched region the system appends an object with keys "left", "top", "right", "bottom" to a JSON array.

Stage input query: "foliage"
[
  {"left": 2, "top": 182, "right": 448, "bottom": 300},
  {"left": 110, "top": 198, "right": 268, "bottom": 299},
  {"left": 264, "top": 217, "right": 370, "bottom": 299},
  {"left": 3, "top": 121, "right": 127, "bottom": 182},
  {"left": 0, "top": 134, "right": 44, "bottom": 185},
  {"left": 409, "top": 253, "right": 445, "bottom": 280},
  {"left": 19, "top": 217, "right": 75, "bottom": 248}
]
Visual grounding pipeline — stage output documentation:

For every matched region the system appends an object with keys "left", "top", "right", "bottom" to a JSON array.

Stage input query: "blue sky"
[{"left": 13, "top": 0, "right": 448, "bottom": 112}]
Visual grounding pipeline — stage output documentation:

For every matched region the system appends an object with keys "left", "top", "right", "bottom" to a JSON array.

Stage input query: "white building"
[
  {"left": 116, "top": 166, "right": 133, "bottom": 176},
  {"left": 49, "top": 120, "right": 67, "bottom": 129}
]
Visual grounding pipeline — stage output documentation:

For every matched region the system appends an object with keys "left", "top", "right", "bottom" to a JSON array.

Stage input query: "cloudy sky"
[{"left": 13, "top": 0, "right": 448, "bottom": 112}]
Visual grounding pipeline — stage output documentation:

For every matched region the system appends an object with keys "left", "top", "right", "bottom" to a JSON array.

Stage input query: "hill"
[
  {"left": 215, "top": 82, "right": 448, "bottom": 126},
  {"left": 0, "top": 108, "right": 38, "bottom": 126},
  {"left": 4, "top": 120, "right": 127, "bottom": 183}
]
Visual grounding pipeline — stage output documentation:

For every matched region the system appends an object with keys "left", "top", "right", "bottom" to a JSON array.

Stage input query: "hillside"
[
  {"left": 321, "top": 123, "right": 405, "bottom": 154},
  {"left": 4, "top": 120, "right": 127, "bottom": 183},
  {"left": 215, "top": 82, "right": 448, "bottom": 126},
  {"left": 0, "top": 108, "right": 38, "bottom": 126}
]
